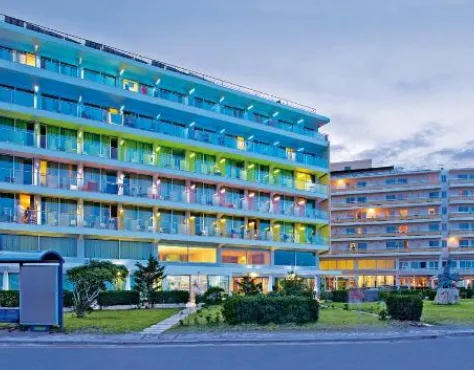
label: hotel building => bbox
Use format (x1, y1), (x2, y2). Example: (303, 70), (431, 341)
(321, 160), (474, 290)
(0, 15), (331, 293)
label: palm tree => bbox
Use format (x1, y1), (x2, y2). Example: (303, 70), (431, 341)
(237, 276), (263, 295)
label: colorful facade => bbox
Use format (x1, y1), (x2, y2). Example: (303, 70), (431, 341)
(0, 15), (331, 293)
(322, 160), (474, 290)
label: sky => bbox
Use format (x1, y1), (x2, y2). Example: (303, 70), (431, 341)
(3, 0), (474, 169)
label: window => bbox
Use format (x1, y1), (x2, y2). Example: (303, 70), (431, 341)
(295, 252), (316, 266)
(429, 223), (439, 231)
(357, 196), (367, 203)
(429, 240), (440, 247)
(274, 250), (295, 265)
(386, 226), (396, 233)
(460, 240), (469, 248)
(158, 245), (216, 263)
(429, 192), (439, 199)
(356, 181), (367, 188)
(346, 227), (356, 235)
(386, 194), (396, 200)
(346, 197), (355, 204)
(459, 206), (469, 213)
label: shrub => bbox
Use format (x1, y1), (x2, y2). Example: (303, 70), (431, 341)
(63, 291), (74, 308)
(320, 291), (333, 301)
(0, 291), (19, 307)
(222, 295), (319, 325)
(150, 290), (189, 304)
(201, 287), (226, 305)
(332, 290), (348, 303)
(97, 291), (140, 307)
(385, 295), (423, 321)
(459, 287), (473, 299)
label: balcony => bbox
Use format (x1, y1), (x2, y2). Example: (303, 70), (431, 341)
(332, 230), (441, 239)
(449, 195), (474, 203)
(0, 166), (329, 225)
(332, 179), (439, 193)
(0, 85), (329, 172)
(0, 41), (329, 146)
(332, 213), (441, 224)
(449, 178), (474, 186)
(0, 122), (328, 197)
(327, 247), (442, 256)
(332, 197), (441, 209)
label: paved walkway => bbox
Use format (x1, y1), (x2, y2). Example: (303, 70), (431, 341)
(2, 325), (474, 346)
(142, 307), (196, 335)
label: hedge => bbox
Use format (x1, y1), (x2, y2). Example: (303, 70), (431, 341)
(460, 287), (473, 299)
(0, 291), (19, 307)
(385, 295), (423, 321)
(64, 291), (74, 307)
(97, 291), (140, 307)
(222, 295), (319, 325)
(150, 290), (189, 304)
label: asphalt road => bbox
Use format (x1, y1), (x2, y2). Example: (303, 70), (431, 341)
(0, 337), (471, 370)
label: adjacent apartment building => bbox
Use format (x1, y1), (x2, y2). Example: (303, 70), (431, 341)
(321, 160), (474, 290)
(0, 15), (331, 293)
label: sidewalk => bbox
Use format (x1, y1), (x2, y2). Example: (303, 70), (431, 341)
(2, 325), (474, 346)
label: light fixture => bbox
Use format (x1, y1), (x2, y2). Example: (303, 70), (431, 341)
(273, 141), (280, 146)
(249, 192), (255, 198)
(78, 96), (83, 103)
(272, 112), (279, 117)
(297, 147), (305, 152)
(297, 118), (304, 124)
(189, 121), (196, 128)
(33, 85), (39, 93)
(219, 128), (226, 134)
(220, 188), (226, 194)
(155, 78), (161, 85)
(219, 158), (226, 163)
(219, 96), (225, 103)
(247, 104), (254, 111)
(274, 196), (281, 201)
(119, 69), (125, 76)
(189, 88), (195, 95)
(120, 105), (125, 112)
(155, 146), (161, 152)
(248, 135), (254, 140)
(34, 44), (39, 52)
(274, 169), (280, 174)
(190, 152), (196, 158)
(156, 114), (161, 120)
(248, 164), (254, 169)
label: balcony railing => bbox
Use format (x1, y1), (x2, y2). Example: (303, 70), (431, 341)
(327, 247), (442, 255)
(449, 195), (474, 201)
(0, 124), (328, 197)
(0, 84), (328, 170)
(0, 32), (329, 144)
(332, 179), (439, 193)
(332, 197), (441, 208)
(332, 230), (441, 239)
(0, 167), (329, 224)
(332, 214), (441, 223)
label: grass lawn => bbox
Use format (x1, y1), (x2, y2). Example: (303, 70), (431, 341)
(422, 300), (474, 325)
(330, 302), (384, 314)
(64, 308), (179, 333)
(172, 305), (386, 332)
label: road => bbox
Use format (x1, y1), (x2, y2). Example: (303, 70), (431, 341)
(0, 337), (471, 370)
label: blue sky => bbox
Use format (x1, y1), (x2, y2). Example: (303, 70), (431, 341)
(3, 0), (474, 168)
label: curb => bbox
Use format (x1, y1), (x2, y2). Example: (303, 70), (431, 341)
(1, 330), (474, 347)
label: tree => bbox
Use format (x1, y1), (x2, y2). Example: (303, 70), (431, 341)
(67, 260), (128, 317)
(133, 256), (166, 308)
(279, 272), (313, 297)
(237, 276), (262, 296)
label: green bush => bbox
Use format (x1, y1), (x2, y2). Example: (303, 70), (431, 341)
(97, 291), (140, 307)
(320, 291), (333, 301)
(332, 290), (348, 302)
(222, 295), (319, 325)
(63, 291), (74, 308)
(201, 287), (226, 305)
(459, 287), (473, 299)
(385, 295), (423, 321)
(150, 290), (189, 304)
(0, 291), (19, 307)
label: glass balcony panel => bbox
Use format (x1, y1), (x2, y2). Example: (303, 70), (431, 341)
(81, 105), (107, 122)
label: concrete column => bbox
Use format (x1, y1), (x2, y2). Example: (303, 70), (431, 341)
(33, 158), (40, 186)
(117, 170), (124, 196)
(77, 199), (84, 227)
(125, 275), (132, 291)
(153, 206), (159, 232)
(34, 122), (41, 148)
(228, 273), (233, 295)
(77, 129), (84, 154)
(2, 271), (9, 291)
(77, 235), (85, 258)
(314, 275), (320, 298)
(216, 246), (222, 264)
(153, 175), (159, 199)
(77, 163), (84, 190)
(34, 195), (41, 225)
(267, 275), (274, 293)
